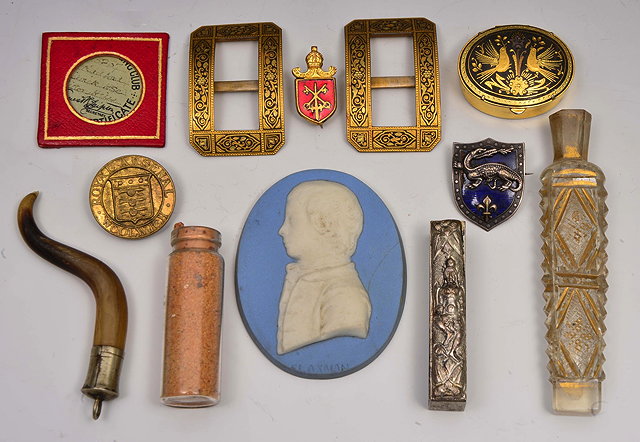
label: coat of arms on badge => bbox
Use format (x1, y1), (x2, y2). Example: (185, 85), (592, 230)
(109, 173), (153, 224)
(292, 46), (337, 126)
(452, 139), (525, 231)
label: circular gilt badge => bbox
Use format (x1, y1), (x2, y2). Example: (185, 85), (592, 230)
(65, 52), (145, 124)
(458, 25), (573, 118)
(236, 169), (406, 379)
(89, 155), (175, 239)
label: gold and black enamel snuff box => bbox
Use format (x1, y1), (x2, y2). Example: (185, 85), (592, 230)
(458, 25), (573, 119)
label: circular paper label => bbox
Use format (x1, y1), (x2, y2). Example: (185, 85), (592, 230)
(65, 53), (144, 124)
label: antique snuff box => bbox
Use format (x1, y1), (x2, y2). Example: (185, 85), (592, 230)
(458, 25), (573, 119)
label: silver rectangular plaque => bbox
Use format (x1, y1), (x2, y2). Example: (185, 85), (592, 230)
(429, 220), (466, 411)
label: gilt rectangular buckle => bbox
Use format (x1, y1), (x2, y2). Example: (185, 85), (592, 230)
(344, 18), (441, 152)
(189, 23), (285, 156)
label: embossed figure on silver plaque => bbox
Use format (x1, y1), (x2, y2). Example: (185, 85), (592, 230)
(429, 220), (466, 411)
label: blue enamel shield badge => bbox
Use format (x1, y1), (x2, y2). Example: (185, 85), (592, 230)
(452, 139), (525, 231)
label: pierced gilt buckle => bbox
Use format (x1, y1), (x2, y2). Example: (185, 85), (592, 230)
(189, 23), (285, 156)
(344, 18), (441, 152)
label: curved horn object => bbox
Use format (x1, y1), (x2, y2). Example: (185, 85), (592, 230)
(17, 192), (128, 420)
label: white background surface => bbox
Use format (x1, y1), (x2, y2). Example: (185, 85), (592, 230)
(1, 0), (639, 440)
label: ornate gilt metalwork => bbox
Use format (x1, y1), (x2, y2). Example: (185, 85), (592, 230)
(292, 46), (337, 126)
(344, 18), (440, 152)
(189, 23), (285, 156)
(429, 220), (466, 411)
(541, 109), (608, 415)
(458, 25), (574, 119)
(453, 139), (525, 231)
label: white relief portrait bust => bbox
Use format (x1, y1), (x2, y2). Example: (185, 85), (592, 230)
(277, 180), (372, 354)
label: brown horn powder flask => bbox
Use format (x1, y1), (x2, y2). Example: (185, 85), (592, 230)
(17, 192), (128, 420)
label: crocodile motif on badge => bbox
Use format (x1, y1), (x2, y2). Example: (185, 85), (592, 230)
(452, 138), (525, 231)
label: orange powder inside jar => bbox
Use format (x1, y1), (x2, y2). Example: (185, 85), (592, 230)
(161, 222), (224, 407)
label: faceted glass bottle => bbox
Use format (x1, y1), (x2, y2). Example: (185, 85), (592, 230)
(540, 109), (608, 415)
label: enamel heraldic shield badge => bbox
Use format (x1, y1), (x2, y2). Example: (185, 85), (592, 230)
(452, 139), (525, 231)
(292, 46), (337, 126)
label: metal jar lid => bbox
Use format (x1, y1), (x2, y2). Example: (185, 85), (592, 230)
(458, 24), (574, 119)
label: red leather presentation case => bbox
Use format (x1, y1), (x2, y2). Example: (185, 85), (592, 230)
(37, 32), (169, 147)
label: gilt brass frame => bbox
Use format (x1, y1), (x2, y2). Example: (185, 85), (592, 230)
(189, 23), (285, 156)
(344, 18), (441, 152)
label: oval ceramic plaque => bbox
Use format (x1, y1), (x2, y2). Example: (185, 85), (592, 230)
(236, 169), (405, 378)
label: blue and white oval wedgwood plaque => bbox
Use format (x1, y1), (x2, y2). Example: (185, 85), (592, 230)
(236, 169), (406, 378)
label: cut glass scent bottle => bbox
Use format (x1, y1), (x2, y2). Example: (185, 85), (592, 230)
(540, 109), (608, 415)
